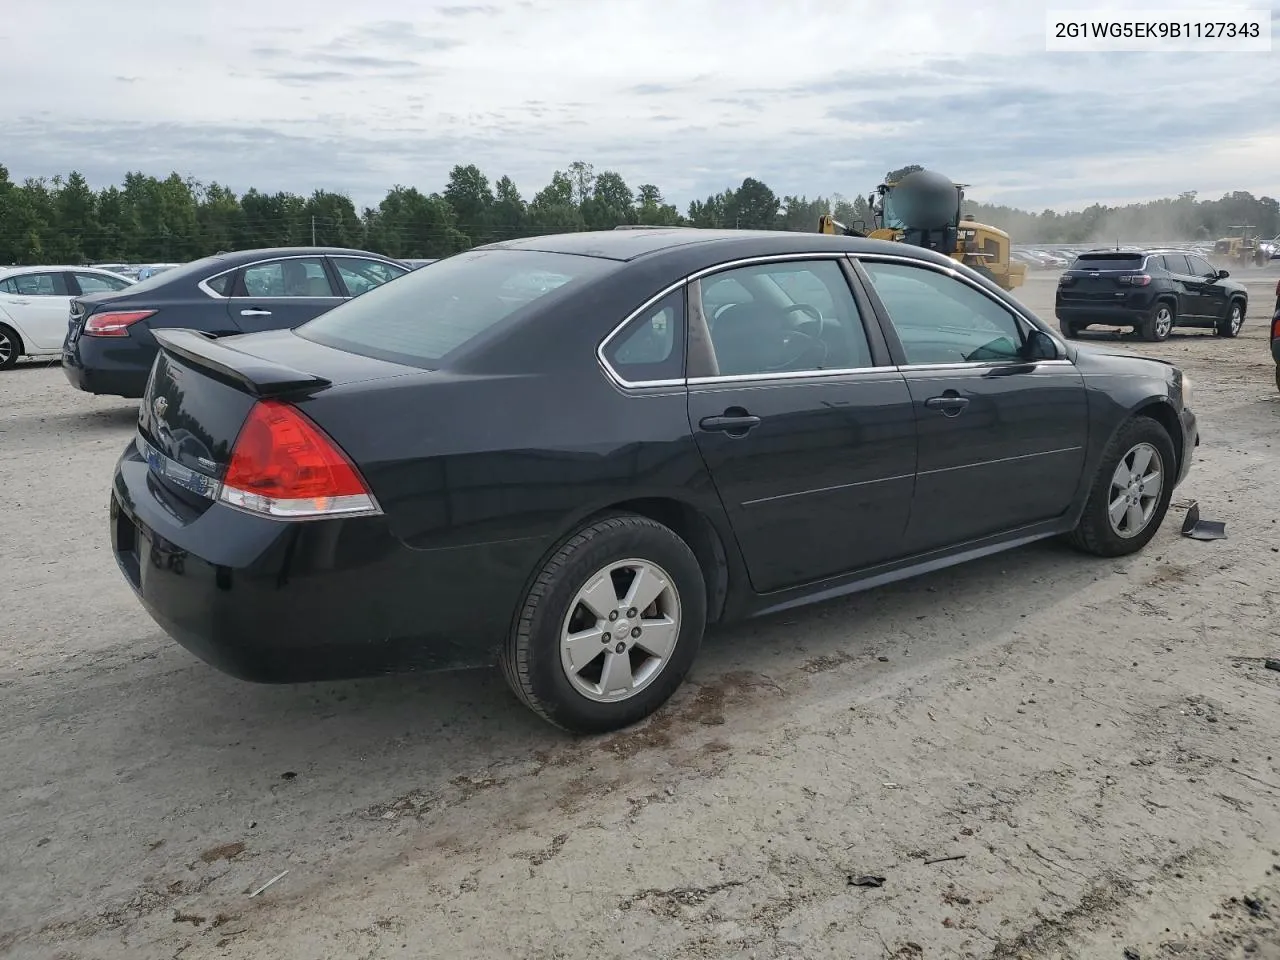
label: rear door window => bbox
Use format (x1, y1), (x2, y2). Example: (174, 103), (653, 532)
(239, 258), (335, 298)
(297, 249), (614, 367)
(1161, 254), (1190, 274)
(74, 272), (132, 293)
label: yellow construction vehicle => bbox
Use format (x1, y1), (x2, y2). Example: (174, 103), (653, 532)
(819, 169), (1026, 291)
(1211, 227), (1269, 268)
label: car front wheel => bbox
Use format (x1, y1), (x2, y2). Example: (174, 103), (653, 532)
(1067, 416), (1177, 557)
(1215, 301), (1245, 338)
(501, 513), (707, 733)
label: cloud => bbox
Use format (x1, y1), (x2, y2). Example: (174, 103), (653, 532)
(437, 4), (500, 15)
(1, 0), (1277, 214)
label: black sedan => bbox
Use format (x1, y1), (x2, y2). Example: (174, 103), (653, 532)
(63, 247), (409, 398)
(109, 229), (1198, 733)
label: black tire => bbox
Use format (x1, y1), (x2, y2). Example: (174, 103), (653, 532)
(1274, 364), (1280, 395)
(1066, 415), (1177, 558)
(1059, 319), (1081, 339)
(500, 513), (707, 734)
(1215, 299), (1245, 338)
(0, 323), (22, 370)
(1140, 301), (1175, 342)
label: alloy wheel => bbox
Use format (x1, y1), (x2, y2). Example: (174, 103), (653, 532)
(1108, 442), (1164, 539)
(1154, 307), (1173, 339)
(0, 332), (12, 366)
(559, 558), (681, 703)
(1230, 304), (1244, 335)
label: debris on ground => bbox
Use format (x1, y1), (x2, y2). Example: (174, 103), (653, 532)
(1181, 502), (1227, 540)
(848, 874), (886, 888)
(247, 870), (290, 899)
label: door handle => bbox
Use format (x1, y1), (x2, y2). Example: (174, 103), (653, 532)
(240, 308), (272, 317)
(924, 394), (969, 417)
(699, 412), (761, 435)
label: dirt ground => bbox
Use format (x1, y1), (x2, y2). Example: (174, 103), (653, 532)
(2, 269), (1278, 960)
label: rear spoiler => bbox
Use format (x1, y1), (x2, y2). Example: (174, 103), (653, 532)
(152, 329), (331, 398)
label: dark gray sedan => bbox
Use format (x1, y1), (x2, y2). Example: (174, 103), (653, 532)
(62, 247), (409, 398)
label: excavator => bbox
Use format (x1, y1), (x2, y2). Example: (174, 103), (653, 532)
(818, 168), (1026, 292)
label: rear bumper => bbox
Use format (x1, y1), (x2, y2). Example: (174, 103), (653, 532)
(1056, 302), (1149, 326)
(110, 440), (544, 682)
(62, 334), (153, 398)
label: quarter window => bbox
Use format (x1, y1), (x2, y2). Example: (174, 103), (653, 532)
(860, 260), (1025, 365)
(0, 272), (69, 296)
(239, 258), (334, 298)
(603, 290), (685, 382)
(694, 260), (873, 377)
(332, 257), (408, 297)
(205, 273), (232, 296)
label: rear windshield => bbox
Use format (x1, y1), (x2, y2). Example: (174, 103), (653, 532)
(296, 249), (613, 368)
(1069, 253), (1146, 271)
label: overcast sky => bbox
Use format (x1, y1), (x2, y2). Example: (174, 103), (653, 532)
(3, 0), (1278, 213)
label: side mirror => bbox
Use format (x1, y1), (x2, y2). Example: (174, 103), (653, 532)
(1215, 269), (1230, 280)
(851, 219), (867, 234)
(1025, 329), (1061, 361)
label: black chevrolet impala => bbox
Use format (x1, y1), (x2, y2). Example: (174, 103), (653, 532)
(110, 229), (1198, 733)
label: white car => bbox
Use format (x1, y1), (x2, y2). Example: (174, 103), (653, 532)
(0, 266), (134, 369)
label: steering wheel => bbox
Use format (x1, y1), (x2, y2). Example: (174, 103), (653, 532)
(781, 302), (824, 336)
(763, 328), (828, 372)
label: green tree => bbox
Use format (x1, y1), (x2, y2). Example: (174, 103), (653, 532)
(442, 164), (494, 245)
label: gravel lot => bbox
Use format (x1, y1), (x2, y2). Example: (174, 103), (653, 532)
(3, 270), (1279, 960)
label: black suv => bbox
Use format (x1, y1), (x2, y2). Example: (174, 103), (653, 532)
(1056, 248), (1248, 342)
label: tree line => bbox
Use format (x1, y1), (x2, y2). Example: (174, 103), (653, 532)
(1, 160), (1276, 266)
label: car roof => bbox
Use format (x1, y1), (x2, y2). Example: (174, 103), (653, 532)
(0, 264), (128, 275)
(481, 228), (951, 267)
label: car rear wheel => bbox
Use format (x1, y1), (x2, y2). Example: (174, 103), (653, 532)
(1215, 301), (1245, 338)
(1059, 319), (1081, 339)
(0, 324), (22, 370)
(1141, 302), (1175, 342)
(501, 513), (707, 734)
(1066, 416), (1176, 558)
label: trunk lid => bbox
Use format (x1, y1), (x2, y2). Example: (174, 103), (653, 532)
(138, 328), (424, 491)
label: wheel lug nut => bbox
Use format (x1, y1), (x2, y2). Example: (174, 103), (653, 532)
(601, 632), (611, 643)
(631, 627), (642, 638)
(608, 611), (619, 621)
(615, 641), (626, 654)
(626, 608), (637, 618)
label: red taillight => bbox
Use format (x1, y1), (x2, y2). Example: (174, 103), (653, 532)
(219, 400), (379, 519)
(83, 309), (156, 337)
(1119, 274), (1151, 286)
(1272, 315), (1280, 340)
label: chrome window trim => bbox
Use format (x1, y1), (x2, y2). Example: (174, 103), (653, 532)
(596, 251), (1073, 391)
(196, 253), (360, 301)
